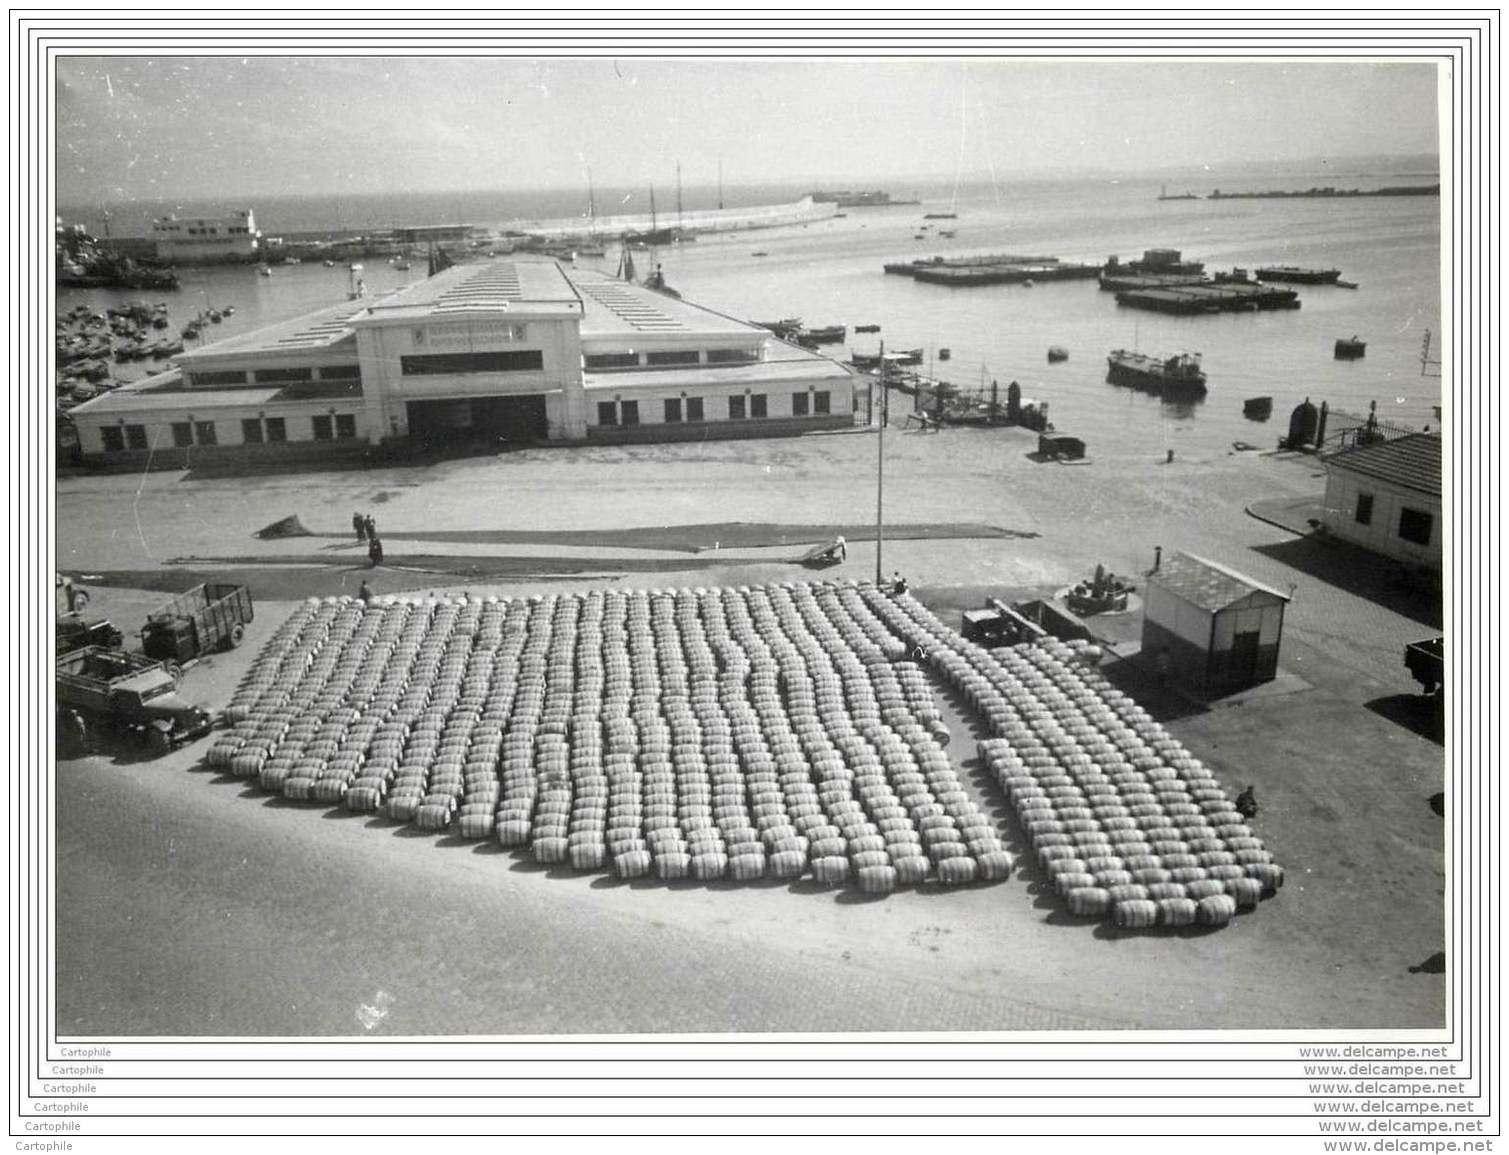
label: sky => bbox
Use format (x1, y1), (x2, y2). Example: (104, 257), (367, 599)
(55, 57), (1442, 204)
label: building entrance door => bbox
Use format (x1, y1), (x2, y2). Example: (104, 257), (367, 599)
(1230, 630), (1261, 686)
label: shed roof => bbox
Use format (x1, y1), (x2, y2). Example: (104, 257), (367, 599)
(1323, 432), (1442, 498)
(1150, 552), (1291, 613)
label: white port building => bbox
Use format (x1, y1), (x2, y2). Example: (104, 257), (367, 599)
(68, 259), (857, 467)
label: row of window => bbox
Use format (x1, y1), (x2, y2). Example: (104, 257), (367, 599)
(399, 351), (545, 377)
(596, 391), (831, 427)
(1354, 492), (1434, 546)
(187, 365), (362, 388)
(98, 414), (358, 452)
(583, 348), (760, 372)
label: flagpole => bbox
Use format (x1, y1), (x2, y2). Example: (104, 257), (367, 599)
(875, 341), (885, 585)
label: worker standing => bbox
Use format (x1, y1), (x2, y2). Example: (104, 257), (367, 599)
(358, 579), (373, 604)
(353, 511), (366, 542)
(368, 536), (383, 568)
(363, 514), (377, 541)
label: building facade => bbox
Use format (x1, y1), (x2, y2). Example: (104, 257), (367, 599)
(1321, 433), (1442, 571)
(69, 260), (856, 467)
(152, 210), (261, 264)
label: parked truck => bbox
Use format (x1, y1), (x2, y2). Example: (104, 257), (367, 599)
(1405, 637), (1445, 696)
(142, 582), (253, 664)
(56, 646), (215, 755)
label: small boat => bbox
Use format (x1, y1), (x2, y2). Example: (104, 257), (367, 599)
(1106, 349), (1208, 398)
(1334, 336), (1367, 360)
(208, 310), (222, 323)
(894, 348), (924, 366)
(1335, 279), (1359, 290)
(392, 260), (412, 271)
(913, 234), (925, 240)
(223, 305), (235, 315)
(258, 264), (272, 277)
(799, 325), (847, 345)
(1047, 346), (1069, 363)
(848, 352), (883, 370)
(938, 348), (951, 361)
(751, 251), (768, 257)
(854, 324), (881, 334)
(923, 212), (958, 220)
(181, 323), (201, 340)
(1242, 396), (1274, 420)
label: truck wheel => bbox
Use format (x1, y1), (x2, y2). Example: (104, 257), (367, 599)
(227, 623), (246, 650)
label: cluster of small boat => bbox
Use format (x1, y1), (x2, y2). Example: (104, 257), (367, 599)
(750, 318), (849, 348)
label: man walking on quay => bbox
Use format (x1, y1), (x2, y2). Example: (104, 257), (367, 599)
(368, 536), (384, 568)
(363, 514), (377, 541)
(353, 511), (366, 542)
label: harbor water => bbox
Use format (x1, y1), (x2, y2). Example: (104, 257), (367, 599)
(59, 176), (1442, 465)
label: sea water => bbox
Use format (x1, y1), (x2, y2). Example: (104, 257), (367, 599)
(57, 176), (1443, 465)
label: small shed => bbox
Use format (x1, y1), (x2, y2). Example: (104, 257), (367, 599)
(1141, 552), (1290, 691)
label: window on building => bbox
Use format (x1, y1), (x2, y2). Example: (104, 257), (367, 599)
(100, 426), (125, 452)
(749, 394), (768, 419)
(264, 417), (286, 442)
(319, 364), (362, 380)
(194, 421), (217, 446)
(1354, 492), (1374, 525)
(706, 348), (759, 365)
(584, 352), (640, 371)
(1398, 507), (1434, 546)
(312, 415), (334, 441)
(597, 401), (618, 426)
(188, 370), (248, 388)
(124, 424), (149, 450)
(335, 414), (357, 439)
(400, 350), (544, 376)
(814, 391), (831, 415)
(620, 400), (640, 426)
(172, 422), (194, 447)
(664, 398), (683, 423)
(646, 350), (700, 367)
(728, 395), (746, 420)
(792, 391), (810, 417)
(253, 367), (314, 384)
(241, 418), (264, 444)
(686, 397), (704, 422)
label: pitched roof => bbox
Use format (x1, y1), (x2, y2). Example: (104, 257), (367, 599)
(1323, 432), (1442, 498)
(1151, 552), (1291, 613)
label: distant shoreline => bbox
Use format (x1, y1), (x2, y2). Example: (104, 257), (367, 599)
(1206, 184), (1440, 200)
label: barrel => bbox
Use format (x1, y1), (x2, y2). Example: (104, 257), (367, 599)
(1244, 863), (1285, 893)
(810, 856), (850, 886)
(533, 836), (569, 865)
(1146, 881), (1189, 901)
(457, 812), (495, 840)
(1066, 886), (1111, 917)
(767, 850), (807, 879)
(654, 851), (691, 880)
(1054, 871), (1098, 896)
(495, 819), (532, 847)
(569, 842), (607, 871)
(689, 852), (729, 881)
(1157, 897), (1198, 927)
(1106, 883), (1151, 905)
(850, 849), (891, 871)
(1227, 877), (1264, 909)
(1112, 898), (1159, 929)
(1196, 894), (1238, 926)
(891, 855), (930, 885)
(385, 794), (422, 822)
(728, 853), (766, 882)
(856, 865), (897, 895)
(614, 848), (653, 878)
(936, 857), (978, 886)
(975, 851), (1015, 881)
(344, 786), (383, 813)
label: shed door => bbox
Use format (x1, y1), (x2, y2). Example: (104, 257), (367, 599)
(1231, 630), (1261, 684)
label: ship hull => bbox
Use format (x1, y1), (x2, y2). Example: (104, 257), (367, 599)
(1106, 355), (1208, 398)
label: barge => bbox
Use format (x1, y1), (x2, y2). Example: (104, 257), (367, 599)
(1334, 336), (1367, 359)
(1114, 282), (1301, 316)
(911, 261), (1100, 287)
(1256, 265), (1343, 284)
(1106, 349), (1208, 398)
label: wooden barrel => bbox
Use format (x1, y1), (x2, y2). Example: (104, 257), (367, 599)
(1196, 893), (1238, 926)
(809, 856), (850, 886)
(975, 851), (1015, 881)
(936, 857), (978, 886)
(654, 851), (691, 880)
(1106, 883), (1151, 905)
(385, 794), (422, 822)
(569, 842), (607, 871)
(809, 837), (848, 859)
(892, 855), (930, 885)
(1055, 871), (1098, 896)
(1205, 864), (1246, 882)
(689, 852), (729, 881)
(1092, 869), (1135, 889)
(495, 818), (532, 847)
(1157, 897), (1199, 927)
(856, 865), (897, 895)
(1170, 866), (1210, 884)
(1235, 848), (1274, 866)
(533, 836), (569, 865)
(344, 786), (383, 813)
(1183, 879), (1227, 901)
(456, 812), (495, 840)
(1112, 898), (1159, 929)
(768, 849), (807, 879)
(614, 848), (653, 878)
(1216, 877), (1259, 910)
(848, 834), (887, 855)
(728, 853), (766, 882)
(1132, 867), (1174, 886)
(1244, 863), (1285, 893)
(1066, 886), (1111, 917)
(850, 849), (891, 871)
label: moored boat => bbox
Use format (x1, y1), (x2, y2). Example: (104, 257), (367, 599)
(1243, 396), (1274, 420)
(1256, 265), (1342, 284)
(854, 324), (881, 333)
(1047, 345), (1069, 363)
(1106, 349), (1208, 398)
(1334, 336), (1366, 359)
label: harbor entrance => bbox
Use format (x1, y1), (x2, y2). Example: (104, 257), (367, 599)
(406, 394), (549, 446)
